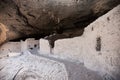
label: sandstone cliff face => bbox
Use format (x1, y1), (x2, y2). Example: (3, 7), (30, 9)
(0, 23), (8, 45)
(0, 0), (120, 45)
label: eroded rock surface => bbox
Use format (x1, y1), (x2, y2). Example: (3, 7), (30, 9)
(0, 51), (68, 80)
(0, 0), (120, 45)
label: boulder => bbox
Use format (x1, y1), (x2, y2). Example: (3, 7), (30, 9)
(0, 51), (68, 80)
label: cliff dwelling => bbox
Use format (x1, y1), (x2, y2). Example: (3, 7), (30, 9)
(0, 0), (120, 80)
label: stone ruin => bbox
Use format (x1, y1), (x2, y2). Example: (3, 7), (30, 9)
(0, 4), (120, 80)
(0, 38), (54, 56)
